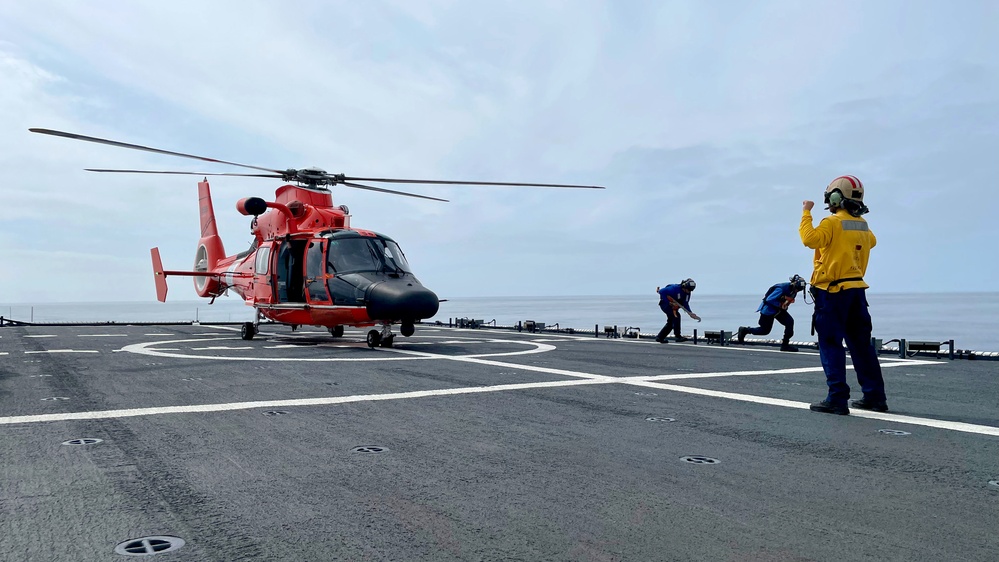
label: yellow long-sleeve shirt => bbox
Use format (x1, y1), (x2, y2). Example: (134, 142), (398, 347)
(799, 209), (877, 292)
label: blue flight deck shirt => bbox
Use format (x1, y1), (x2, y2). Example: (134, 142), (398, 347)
(757, 282), (794, 316)
(658, 284), (691, 314)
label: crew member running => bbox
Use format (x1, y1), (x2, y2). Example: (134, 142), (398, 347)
(655, 279), (699, 343)
(737, 275), (807, 352)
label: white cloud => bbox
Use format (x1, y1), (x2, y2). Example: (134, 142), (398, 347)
(0, 1), (996, 304)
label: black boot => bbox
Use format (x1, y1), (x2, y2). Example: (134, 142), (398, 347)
(737, 327), (748, 344)
(655, 326), (670, 343)
(780, 337), (798, 352)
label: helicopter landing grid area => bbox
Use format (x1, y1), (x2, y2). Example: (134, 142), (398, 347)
(0, 324), (993, 435)
(1, 324), (997, 561)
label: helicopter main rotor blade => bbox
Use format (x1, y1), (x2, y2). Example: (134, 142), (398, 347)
(344, 176), (605, 189)
(86, 169), (283, 178)
(341, 181), (449, 202)
(30, 128), (284, 175)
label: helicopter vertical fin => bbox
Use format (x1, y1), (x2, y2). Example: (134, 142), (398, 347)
(195, 180), (226, 297)
(199, 179), (222, 241)
(151, 247), (169, 302)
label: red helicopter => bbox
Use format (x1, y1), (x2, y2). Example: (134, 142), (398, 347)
(30, 128), (604, 347)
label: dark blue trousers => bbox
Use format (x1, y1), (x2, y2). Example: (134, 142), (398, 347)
(748, 310), (793, 340)
(812, 288), (886, 405)
(656, 301), (682, 341)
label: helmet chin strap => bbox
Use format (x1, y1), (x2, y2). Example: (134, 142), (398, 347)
(824, 200), (869, 216)
(842, 199), (869, 217)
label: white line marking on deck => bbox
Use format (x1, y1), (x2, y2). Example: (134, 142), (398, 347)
(24, 335), (57, 338)
(2, 364), (995, 436)
(23, 350), (100, 354)
(0, 379), (608, 425)
(5, 332), (990, 437)
(530, 338), (593, 342)
(624, 379), (999, 436)
(77, 334), (128, 337)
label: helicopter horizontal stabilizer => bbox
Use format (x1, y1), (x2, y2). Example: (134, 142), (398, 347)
(151, 247), (228, 302)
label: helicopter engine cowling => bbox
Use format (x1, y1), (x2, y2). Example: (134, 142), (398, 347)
(365, 279), (440, 323)
(237, 197), (268, 216)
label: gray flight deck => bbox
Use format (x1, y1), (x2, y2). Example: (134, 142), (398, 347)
(1, 323), (996, 561)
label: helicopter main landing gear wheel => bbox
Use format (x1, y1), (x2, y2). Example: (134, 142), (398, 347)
(241, 322), (256, 340)
(366, 330), (381, 348)
(329, 325), (344, 338)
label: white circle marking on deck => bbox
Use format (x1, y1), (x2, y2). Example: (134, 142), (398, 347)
(120, 336), (555, 361)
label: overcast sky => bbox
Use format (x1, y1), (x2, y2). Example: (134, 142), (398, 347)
(1, 1), (996, 304)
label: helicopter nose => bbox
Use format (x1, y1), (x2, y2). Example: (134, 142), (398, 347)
(366, 279), (440, 321)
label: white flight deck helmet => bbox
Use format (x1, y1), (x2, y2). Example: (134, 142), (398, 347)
(824, 175), (869, 216)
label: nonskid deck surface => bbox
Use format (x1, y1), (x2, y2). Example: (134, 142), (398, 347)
(2, 324), (997, 561)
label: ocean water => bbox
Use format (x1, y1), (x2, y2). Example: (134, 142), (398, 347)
(2, 293), (998, 352)
(437, 293), (999, 352)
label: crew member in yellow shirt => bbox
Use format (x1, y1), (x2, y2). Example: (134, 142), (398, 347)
(800, 175), (887, 415)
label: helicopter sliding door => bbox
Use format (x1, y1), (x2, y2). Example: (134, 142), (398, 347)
(274, 239), (308, 303)
(305, 238), (331, 304)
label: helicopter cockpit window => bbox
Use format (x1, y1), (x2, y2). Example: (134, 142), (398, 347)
(326, 236), (413, 274)
(327, 238), (381, 274)
(382, 240), (412, 273)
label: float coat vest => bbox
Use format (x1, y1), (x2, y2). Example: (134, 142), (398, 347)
(799, 209), (877, 292)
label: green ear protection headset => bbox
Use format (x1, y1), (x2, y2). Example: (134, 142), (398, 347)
(825, 190), (843, 206)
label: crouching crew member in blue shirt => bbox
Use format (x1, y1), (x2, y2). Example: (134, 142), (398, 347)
(737, 275), (807, 352)
(800, 175), (888, 415)
(655, 279), (700, 343)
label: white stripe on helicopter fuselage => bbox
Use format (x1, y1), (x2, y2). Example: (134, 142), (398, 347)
(224, 256), (248, 287)
(255, 304), (367, 311)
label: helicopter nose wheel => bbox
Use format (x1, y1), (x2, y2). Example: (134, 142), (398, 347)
(241, 322), (256, 340)
(329, 325), (344, 338)
(367, 324), (396, 348)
